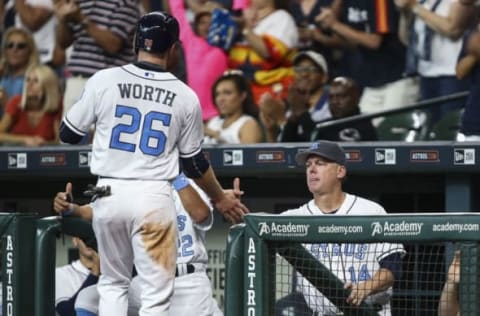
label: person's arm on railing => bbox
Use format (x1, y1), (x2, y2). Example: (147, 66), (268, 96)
(438, 251), (461, 316)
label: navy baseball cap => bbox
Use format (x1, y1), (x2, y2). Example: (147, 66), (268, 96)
(295, 141), (346, 165)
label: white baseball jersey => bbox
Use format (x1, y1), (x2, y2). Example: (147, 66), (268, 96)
(282, 194), (406, 316)
(63, 63), (204, 180)
(62, 62), (205, 315)
(173, 180), (212, 266)
(55, 260), (91, 307)
(74, 180), (223, 316)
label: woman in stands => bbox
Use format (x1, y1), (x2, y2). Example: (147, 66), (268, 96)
(0, 27), (40, 113)
(0, 64), (61, 146)
(204, 71), (263, 144)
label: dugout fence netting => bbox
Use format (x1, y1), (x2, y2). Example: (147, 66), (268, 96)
(225, 213), (480, 316)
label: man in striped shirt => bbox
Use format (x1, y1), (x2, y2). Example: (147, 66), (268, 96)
(54, 0), (140, 116)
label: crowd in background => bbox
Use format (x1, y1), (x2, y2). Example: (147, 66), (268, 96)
(0, 0), (478, 147)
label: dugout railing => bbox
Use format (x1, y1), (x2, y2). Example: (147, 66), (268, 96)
(34, 216), (95, 316)
(0, 214), (95, 316)
(225, 213), (480, 316)
(0, 213), (38, 316)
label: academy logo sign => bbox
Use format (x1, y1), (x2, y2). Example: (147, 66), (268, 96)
(371, 221), (423, 237)
(258, 222), (310, 237)
(258, 222), (270, 235)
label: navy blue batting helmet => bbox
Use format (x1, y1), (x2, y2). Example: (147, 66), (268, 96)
(134, 11), (180, 54)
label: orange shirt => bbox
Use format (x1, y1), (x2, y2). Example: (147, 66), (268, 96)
(5, 95), (62, 141)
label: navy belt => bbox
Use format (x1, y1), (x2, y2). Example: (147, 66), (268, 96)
(175, 264), (195, 277)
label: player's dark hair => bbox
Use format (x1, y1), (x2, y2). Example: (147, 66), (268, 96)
(212, 71), (258, 119)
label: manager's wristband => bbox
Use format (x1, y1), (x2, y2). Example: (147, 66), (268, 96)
(172, 173), (190, 191)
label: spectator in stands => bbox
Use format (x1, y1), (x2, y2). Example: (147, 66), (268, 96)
(1, 1), (16, 35)
(14, 0), (66, 72)
(204, 70), (263, 144)
(456, 23), (480, 141)
(311, 77), (377, 141)
(395, 0), (469, 124)
(55, 236), (100, 316)
(438, 250), (460, 316)
(53, 0), (139, 116)
(0, 64), (61, 146)
(289, 0), (342, 76)
(166, 0), (228, 121)
(228, 0), (299, 104)
(314, 0), (419, 119)
(281, 140), (405, 315)
(259, 50), (330, 142)
(0, 27), (39, 111)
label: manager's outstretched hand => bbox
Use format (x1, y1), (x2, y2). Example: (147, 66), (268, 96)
(215, 191), (249, 224)
(53, 182), (74, 215)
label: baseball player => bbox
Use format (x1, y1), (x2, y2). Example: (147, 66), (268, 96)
(53, 174), (224, 316)
(59, 11), (248, 315)
(281, 141), (405, 315)
(55, 237), (100, 316)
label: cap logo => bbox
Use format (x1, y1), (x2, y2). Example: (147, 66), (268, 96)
(310, 143), (320, 150)
(144, 38), (153, 51)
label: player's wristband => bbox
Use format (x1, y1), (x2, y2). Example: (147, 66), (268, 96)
(62, 193), (74, 216)
(62, 207), (74, 217)
(172, 173), (190, 191)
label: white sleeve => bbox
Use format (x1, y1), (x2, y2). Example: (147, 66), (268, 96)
(178, 96), (204, 157)
(190, 179), (214, 231)
(63, 77), (98, 135)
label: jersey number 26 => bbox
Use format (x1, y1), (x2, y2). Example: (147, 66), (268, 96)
(109, 105), (172, 156)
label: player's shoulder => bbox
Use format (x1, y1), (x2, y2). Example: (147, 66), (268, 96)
(86, 66), (125, 85)
(281, 201), (311, 216)
(55, 259), (90, 278)
(346, 193), (386, 215)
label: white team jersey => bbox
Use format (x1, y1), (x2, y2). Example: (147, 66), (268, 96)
(282, 194), (406, 316)
(63, 64), (204, 180)
(55, 260), (91, 306)
(173, 180), (213, 265)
